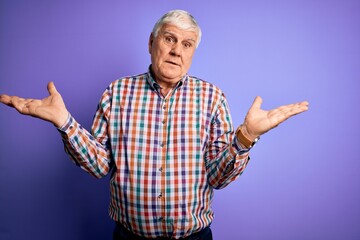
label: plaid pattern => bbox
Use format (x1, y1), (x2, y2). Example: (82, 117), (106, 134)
(59, 70), (250, 239)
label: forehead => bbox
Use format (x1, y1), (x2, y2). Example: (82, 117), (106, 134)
(159, 24), (198, 42)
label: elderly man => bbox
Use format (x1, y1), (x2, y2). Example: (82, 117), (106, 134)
(0, 10), (308, 240)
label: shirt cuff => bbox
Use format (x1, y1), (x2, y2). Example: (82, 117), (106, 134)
(56, 113), (77, 137)
(221, 135), (251, 175)
(232, 134), (251, 154)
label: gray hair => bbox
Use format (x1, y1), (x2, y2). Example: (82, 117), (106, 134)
(152, 10), (202, 48)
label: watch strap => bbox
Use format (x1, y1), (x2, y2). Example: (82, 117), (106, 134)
(236, 126), (259, 149)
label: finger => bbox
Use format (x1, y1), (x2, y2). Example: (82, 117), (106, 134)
(274, 101), (309, 113)
(269, 105), (308, 124)
(292, 101), (309, 109)
(249, 96), (263, 111)
(0, 94), (12, 105)
(10, 96), (26, 112)
(298, 100), (309, 105)
(47, 81), (58, 95)
(299, 101), (309, 109)
(289, 105), (309, 116)
(287, 102), (309, 115)
(10, 96), (22, 105)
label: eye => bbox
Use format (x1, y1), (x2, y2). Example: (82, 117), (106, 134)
(183, 41), (193, 49)
(164, 36), (176, 44)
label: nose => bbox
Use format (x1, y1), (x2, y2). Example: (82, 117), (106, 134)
(170, 42), (182, 56)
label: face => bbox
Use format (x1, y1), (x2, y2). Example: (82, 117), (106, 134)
(148, 23), (198, 88)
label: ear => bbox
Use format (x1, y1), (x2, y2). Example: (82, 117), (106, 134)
(148, 33), (154, 54)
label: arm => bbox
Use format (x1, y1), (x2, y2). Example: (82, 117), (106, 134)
(58, 115), (112, 178)
(205, 95), (250, 189)
(57, 85), (114, 178)
(0, 82), (113, 178)
(205, 95), (309, 189)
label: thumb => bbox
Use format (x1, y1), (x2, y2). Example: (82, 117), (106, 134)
(249, 96), (263, 112)
(47, 81), (58, 95)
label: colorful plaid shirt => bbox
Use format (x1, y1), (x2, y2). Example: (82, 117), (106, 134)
(58, 69), (250, 239)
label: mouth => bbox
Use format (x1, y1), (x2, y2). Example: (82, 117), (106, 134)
(165, 60), (180, 66)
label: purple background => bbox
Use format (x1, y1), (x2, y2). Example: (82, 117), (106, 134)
(1, 0), (359, 239)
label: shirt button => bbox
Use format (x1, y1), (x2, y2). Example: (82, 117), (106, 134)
(162, 120), (165, 124)
(159, 167), (163, 172)
(160, 142), (165, 147)
(158, 192), (162, 199)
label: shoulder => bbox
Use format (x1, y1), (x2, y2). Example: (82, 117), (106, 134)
(110, 72), (148, 90)
(98, 72), (147, 101)
(187, 75), (225, 99)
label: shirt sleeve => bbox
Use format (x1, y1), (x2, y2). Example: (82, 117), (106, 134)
(205, 93), (251, 189)
(57, 86), (113, 179)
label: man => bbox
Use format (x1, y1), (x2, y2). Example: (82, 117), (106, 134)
(0, 10), (308, 240)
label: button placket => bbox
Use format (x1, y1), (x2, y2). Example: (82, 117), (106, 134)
(160, 98), (169, 224)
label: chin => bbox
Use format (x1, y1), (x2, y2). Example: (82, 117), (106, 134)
(161, 71), (182, 80)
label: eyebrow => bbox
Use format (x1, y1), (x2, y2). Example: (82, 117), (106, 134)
(162, 30), (197, 44)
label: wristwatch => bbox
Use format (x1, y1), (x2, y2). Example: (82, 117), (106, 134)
(236, 126), (260, 149)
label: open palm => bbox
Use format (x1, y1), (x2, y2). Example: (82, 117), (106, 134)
(243, 96), (309, 139)
(0, 82), (68, 127)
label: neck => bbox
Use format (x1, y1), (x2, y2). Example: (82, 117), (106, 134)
(160, 87), (172, 97)
(149, 66), (181, 89)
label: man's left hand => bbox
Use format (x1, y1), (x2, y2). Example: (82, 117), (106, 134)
(241, 96), (309, 141)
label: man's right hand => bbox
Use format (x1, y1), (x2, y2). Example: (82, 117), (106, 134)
(0, 82), (69, 127)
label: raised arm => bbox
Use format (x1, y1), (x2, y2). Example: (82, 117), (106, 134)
(0, 82), (69, 127)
